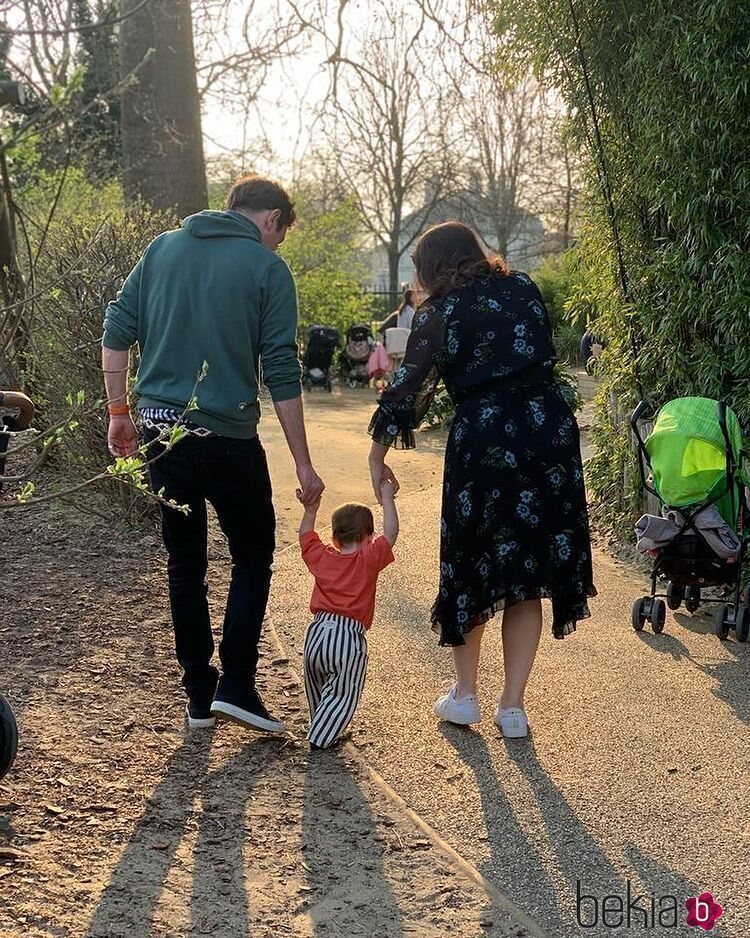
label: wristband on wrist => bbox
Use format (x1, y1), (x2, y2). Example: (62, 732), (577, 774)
(108, 403), (130, 417)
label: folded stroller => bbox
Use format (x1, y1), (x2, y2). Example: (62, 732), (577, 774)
(340, 324), (374, 388)
(302, 325), (339, 393)
(631, 397), (749, 641)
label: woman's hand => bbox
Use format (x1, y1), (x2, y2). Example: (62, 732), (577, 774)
(369, 441), (399, 504)
(370, 462), (400, 504)
(369, 460), (399, 504)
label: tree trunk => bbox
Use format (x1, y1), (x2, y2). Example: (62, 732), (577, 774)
(120, 0), (207, 216)
(387, 244), (402, 296)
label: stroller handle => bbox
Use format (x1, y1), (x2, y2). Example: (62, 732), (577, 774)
(716, 401), (734, 468)
(717, 400), (728, 438)
(630, 399), (659, 498)
(630, 399), (650, 429)
(716, 397), (736, 477)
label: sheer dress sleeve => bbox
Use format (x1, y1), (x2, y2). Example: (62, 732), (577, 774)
(368, 302), (447, 449)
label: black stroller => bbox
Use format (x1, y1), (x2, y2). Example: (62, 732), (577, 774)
(302, 325), (339, 393)
(0, 390), (34, 779)
(340, 324), (374, 388)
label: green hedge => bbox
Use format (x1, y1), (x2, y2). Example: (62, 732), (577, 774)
(488, 0), (750, 537)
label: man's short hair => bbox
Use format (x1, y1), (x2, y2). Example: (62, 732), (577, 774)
(227, 175), (296, 227)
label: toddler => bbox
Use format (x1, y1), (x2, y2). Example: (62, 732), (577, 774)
(299, 481), (398, 749)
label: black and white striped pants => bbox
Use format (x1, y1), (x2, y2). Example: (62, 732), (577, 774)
(303, 612), (368, 748)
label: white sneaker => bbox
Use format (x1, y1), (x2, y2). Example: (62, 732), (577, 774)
(434, 685), (481, 725)
(493, 704), (528, 738)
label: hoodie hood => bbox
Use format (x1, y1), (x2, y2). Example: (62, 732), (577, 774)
(182, 210), (262, 241)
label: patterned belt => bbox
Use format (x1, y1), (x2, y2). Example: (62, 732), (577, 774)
(139, 407), (215, 437)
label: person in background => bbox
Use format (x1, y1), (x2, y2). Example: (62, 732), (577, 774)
(102, 174), (324, 734)
(396, 288), (417, 331)
(377, 287), (417, 336)
(580, 326), (605, 372)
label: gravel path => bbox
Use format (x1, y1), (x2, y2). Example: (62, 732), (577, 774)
(4, 379), (747, 937)
(268, 386), (750, 938)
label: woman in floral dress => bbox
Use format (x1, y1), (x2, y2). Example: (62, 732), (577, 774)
(368, 222), (595, 738)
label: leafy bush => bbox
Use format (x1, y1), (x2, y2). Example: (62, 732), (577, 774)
(280, 193), (370, 344)
(14, 157), (177, 517)
(490, 0), (750, 536)
(532, 250), (602, 365)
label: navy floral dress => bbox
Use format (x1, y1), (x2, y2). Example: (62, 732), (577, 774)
(369, 272), (596, 646)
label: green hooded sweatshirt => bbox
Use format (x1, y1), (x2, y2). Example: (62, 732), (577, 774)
(102, 210), (301, 439)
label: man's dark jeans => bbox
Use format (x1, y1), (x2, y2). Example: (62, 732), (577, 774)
(145, 429), (275, 705)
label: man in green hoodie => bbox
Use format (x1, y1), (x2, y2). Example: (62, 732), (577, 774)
(102, 175), (324, 734)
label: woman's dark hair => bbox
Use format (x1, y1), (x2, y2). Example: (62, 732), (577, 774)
(412, 221), (509, 298)
(398, 288), (416, 313)
(227, 174), (296, 228)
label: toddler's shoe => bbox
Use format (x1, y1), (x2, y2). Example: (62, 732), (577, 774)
(493, 704), (528, 738)
(434, 685), (481, 725)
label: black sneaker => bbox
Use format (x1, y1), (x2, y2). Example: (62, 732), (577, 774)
(210, 682), (286, 734)
(185, 700), (216, 729)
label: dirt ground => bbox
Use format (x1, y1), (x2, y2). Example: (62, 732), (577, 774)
(0, 386), (538, 938)
(259, 386), (448, 549)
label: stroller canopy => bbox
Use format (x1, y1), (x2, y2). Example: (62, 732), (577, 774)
(645, 397), (745, 521)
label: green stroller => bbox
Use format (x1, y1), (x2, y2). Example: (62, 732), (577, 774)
(631, 397), (749, 641)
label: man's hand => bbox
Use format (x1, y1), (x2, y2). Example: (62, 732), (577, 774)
(296, 463), (325, 506)
(108, 415), (138, 457)
(298, 491), (322, 534)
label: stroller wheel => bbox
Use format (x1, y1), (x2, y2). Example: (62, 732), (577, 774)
(0, 693), (18, 780)
(743, 585), (750, 607)
(632, 597), (648, 631)
(714, 604), (731, 640)
(735, 605), (750, 643)
(650, 599), (666, 633)
(684, 585), (701, 613)
(666, 582), (684, 611)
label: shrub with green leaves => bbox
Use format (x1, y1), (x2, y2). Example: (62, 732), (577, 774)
(11, 153), (177, 517)
(487, 0), (750, 536)
(280, 193), (370, 344)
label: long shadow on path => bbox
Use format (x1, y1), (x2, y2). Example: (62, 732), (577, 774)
(84, 734), (214, 938)
(440, 726), (705, 938)
(639, 615), (750, 725)
(438, 725), (561, 931)
(302, 748), (405, 938)
(85, 734), (289, 938)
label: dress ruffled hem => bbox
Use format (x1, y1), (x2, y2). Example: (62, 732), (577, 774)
(431, 584), (597, 646)
(368, 403), (416, 450)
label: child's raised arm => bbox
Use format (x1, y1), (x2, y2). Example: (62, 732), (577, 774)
(299, 493), (322, 536)
(380, 480), (399, 547)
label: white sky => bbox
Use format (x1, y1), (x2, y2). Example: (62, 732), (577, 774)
(199, 2), (342, 179)
(198, 0), (476, 181)
(201, 45), (330, 179)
